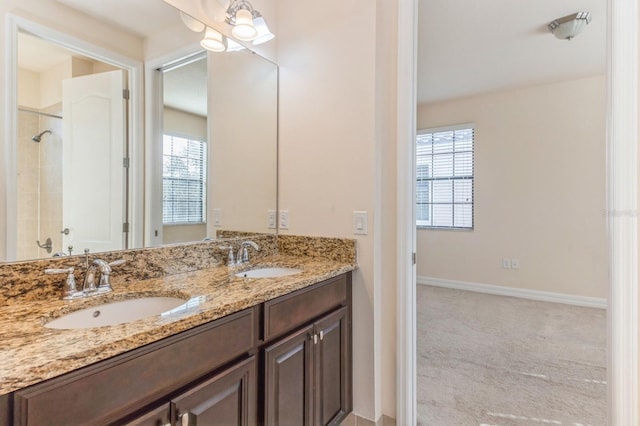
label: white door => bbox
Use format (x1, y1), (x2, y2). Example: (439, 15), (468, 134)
(62, 70), (126, 255)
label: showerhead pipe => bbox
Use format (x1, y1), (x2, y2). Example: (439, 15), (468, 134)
(32, 130), (52, 142)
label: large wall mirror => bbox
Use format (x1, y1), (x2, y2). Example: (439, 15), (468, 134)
(3, 1), (278, 262)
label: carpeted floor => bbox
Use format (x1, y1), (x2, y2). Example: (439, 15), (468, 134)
(417, 285), (606, 426)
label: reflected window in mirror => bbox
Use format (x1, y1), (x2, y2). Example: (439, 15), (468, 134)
(162, 134), (207, 225)
(160, 54), (209, 244)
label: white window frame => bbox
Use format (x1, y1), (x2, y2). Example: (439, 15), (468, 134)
(416, 123), (474, 230)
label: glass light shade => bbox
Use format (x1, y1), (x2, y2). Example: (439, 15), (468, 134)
(179, 12), (205, 33)
(549, 12), (591, 40)
(232, 8), (257, 41)
(551, 20), (587, 40)
(200, 27), (227, 52)
(252, 16), (274, 45)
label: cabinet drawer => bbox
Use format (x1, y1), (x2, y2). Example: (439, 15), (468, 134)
(14, 308), (256, 426)
(264, 274), (347, 341)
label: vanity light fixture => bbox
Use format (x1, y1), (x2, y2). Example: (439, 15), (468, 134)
(232, 8), (257, 40)
(225, 0), (274, 43)
(252, 14), (274, 45)
(179, 11), (205, 33)
(548, 12), (592, 40)
(200, 27), (227, 52)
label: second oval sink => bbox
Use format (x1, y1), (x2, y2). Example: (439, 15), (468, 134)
(45, 297), (188, 330)
(235, 267), (302, 279)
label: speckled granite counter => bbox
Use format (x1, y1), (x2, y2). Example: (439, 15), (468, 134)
(0, 235), (357, 395)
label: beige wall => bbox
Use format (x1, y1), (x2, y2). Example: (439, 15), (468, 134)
(376, 0), (398, 418)
(208, 51), (277, 235)
(163, 107), (207, 140)
(17, 68), (39, 108)
(277, 0), (398, 421)
(163, 223), (206, 244)
(417, 75), (608, 299)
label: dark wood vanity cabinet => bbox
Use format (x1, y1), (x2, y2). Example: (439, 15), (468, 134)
(7, 272), (352, 426)
(125, 357), (257, 426)
(265, 307), (350, 426)
(173, 356), (257, 426)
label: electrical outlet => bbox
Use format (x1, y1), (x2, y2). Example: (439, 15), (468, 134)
(213, 208), (222, 227)
(511, 259), (520, 269)
(268, 210), (276, 229)
(502, 258), (511, 269)
(279, 210), (289, 229)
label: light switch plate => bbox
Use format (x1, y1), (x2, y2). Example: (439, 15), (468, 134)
(213, 208), (222, 227)
(279, 210), (289, 229)
(268, 210), (276, 229)
(353, 211), (368, 235)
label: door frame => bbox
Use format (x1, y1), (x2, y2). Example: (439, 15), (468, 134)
(3, 13), (144, 260)
(395, 0), (639, 424)
(143, 43), (206, 247)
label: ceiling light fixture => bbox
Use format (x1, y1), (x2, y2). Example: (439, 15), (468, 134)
(225, 0), (274, 43)
(200, 27), (227, 52)
(548, 12), (592, 40)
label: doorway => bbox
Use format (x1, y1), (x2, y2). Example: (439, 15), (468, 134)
(395, 0), (639, 424)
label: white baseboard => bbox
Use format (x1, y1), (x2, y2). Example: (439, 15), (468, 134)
(418, 276), (607, 309)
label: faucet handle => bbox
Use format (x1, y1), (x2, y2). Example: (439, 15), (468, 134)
(239, 240), (260, 263)
(44, 267), (73, 275)
(109, 259), (126, 267)
(218, 245), (235, 266)
(45, 267), (80, 299)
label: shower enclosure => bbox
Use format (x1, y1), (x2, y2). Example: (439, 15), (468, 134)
(16, 106), (63, 260)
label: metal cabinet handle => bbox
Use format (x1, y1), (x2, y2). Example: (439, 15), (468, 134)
(179, 411), (191, 426)
(60, 228), (70, 235)
(313, 333), (318, 344)
(319, 330), (324, 341)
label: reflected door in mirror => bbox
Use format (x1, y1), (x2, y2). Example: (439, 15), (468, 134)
(62, 70), (127, 254)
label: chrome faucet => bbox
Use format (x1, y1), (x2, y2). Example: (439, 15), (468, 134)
(237, 240), (260, 264)
(44, 267), (81, 299)
(90, 259), (126, 293)
(219, 240), (260, 267)
(44, 258), (125, 299)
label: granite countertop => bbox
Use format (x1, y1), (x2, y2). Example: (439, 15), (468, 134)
(0, 255), (356, 395)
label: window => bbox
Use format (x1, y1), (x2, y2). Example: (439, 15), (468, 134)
(162, 134), (207, 224)
(416, 125), (474, 229)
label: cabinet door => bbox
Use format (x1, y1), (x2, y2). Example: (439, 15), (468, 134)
(173, 356), (256, 426)
(314, 307), (351, 426)
(264, 325), (314, 426)
(122, 404), (171, 426)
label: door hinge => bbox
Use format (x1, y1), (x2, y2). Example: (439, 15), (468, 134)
(123, 157), (130, 168)
(122, 222), (130, 233)
(122, 89), (130, 100)
(412, 252), (416, 265)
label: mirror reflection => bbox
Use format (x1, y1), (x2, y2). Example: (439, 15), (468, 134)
(8, 5), (278, 262)
(17, 32), (127, 260)
(160, 54), (209, 244)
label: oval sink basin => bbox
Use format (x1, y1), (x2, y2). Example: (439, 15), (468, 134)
(45, 297), (187, 329)
(235, 267), (303, 279)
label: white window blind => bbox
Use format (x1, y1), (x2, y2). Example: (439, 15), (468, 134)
(162, 134), (207, 224)
(416, 125), (474, 229)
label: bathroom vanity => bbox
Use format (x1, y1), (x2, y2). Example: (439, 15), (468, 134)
(0, 236), (356, 426)
(9, 273), (351, 425)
